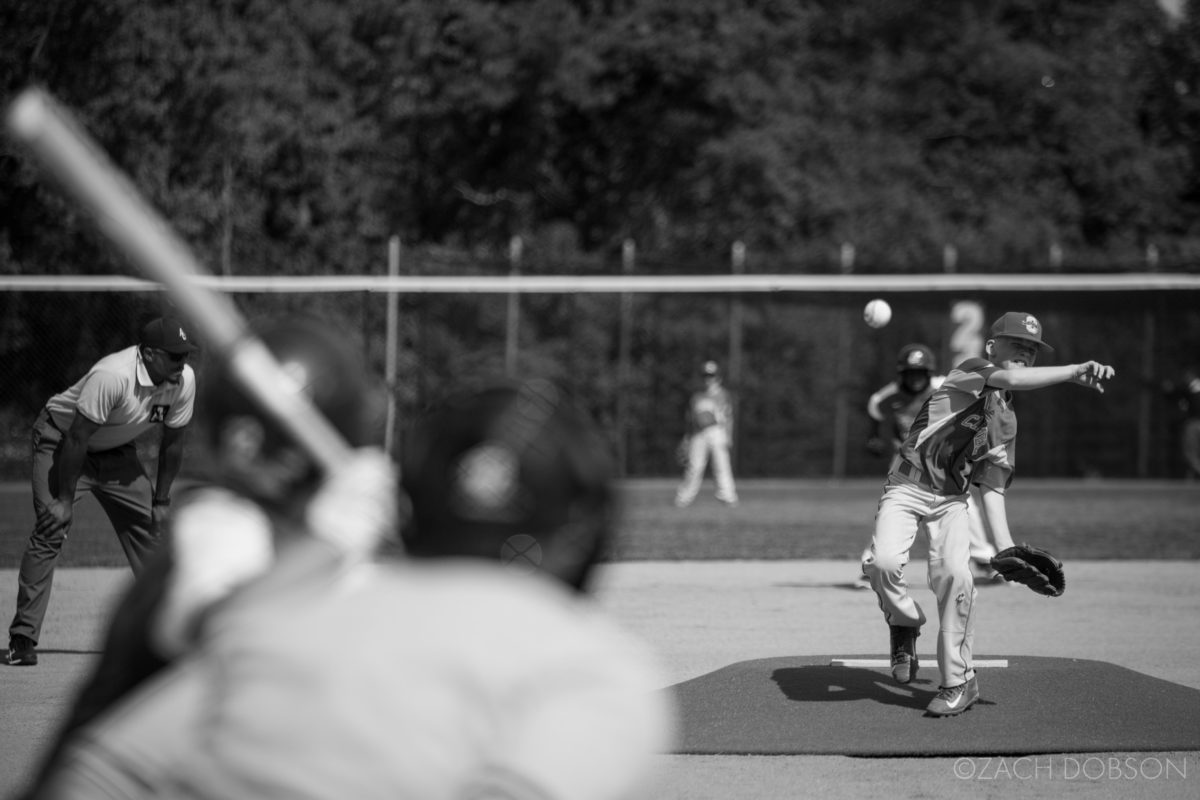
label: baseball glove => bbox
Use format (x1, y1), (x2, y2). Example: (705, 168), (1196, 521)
(990, 543), (1065, 597)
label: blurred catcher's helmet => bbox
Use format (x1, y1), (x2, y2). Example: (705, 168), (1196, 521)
(399, 380), (615, 592)
(199, 316), (384, 506)
(896, 344), (936, 373)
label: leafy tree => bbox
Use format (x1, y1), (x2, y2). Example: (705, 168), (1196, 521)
(2, 0), (1199, 477)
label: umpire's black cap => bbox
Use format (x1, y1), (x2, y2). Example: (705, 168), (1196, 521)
(140, 316), (200, 354)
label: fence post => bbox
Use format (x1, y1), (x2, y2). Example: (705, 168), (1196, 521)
(839, 242), (855, 273)
(384, 235), (401, 456)
(1049, 242), (1064, 270)
(943, 243), (958, 273)
(616, 239), (635, 476)
(221, 156), (234, 276)
(729, 241), (745, 473)
(505, 235), (522, 376)
(1137, 309), (1155, 477)
(832, 243), (854, 480)
(1137, 245), (1159, 476)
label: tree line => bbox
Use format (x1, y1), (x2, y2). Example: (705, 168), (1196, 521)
(4, 0), (1199, 276)
(1, 0), (1197, 477)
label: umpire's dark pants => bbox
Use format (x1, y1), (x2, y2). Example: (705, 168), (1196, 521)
(8, 409), (160, 645)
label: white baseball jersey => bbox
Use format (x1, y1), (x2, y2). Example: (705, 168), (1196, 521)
(41, 558), (676, 800)
(45, 346), (195, 451)
(151, 488), (276, 658)
(687, 385), (732, 433)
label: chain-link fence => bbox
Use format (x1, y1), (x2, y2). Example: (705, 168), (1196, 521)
(1, 283), (1196, 483)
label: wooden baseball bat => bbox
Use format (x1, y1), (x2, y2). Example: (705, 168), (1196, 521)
(5, 86), (351, 472)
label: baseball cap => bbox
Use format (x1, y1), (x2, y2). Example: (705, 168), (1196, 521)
(140, 316), (200, 354)
(990, 312), (1054, 353)
(703, 360), (719, 376)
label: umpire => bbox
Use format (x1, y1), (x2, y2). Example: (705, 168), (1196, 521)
(5, 316), (198, 667)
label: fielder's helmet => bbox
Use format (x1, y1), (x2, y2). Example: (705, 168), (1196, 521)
(896, 344), (936, 373)
(198, 316), (384, 506)
(399, 379), (615, 592)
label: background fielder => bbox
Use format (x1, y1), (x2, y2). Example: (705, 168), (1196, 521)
(1161, 368), (1200, 479)
(675, 360), (738, 507)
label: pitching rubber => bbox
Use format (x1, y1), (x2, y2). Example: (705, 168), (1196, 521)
(830, 658), (1009, 668)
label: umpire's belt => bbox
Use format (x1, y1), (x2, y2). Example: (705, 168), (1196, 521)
(893, 459), (934, 489)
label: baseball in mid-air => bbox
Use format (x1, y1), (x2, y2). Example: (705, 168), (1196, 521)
(863, 298), (892, 329)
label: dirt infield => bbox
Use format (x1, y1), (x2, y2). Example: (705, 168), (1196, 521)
(2, 559), (1198, 799)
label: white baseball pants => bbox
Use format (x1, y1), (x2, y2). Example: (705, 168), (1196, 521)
(675, 426), (737, 506)
(862, 478), (977, 688)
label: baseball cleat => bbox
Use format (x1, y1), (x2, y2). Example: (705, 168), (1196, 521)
(925, 676), (980, 717)
(888, 624), (919, 684)
(6, 634), (38, 666)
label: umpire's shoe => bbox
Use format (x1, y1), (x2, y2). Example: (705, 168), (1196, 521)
(925, 676), (980, 717)
(888, 624), (919, 684)
(6, 634), (37, 666)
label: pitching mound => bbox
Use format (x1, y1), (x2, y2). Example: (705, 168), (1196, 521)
(669, 655), (1200, 756)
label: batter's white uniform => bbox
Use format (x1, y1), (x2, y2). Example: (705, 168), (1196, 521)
(18, 452), (399, 797)
(36, 550), (675, 800)
(862, 356), (1016, 689)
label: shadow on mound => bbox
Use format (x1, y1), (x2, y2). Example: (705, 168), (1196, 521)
(667, 655), (1200, 756)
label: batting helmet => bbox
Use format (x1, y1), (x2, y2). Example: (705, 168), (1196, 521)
(198, 316), (385, 507)
(398, 379), (615, 592)
(896, 344), (936, 373)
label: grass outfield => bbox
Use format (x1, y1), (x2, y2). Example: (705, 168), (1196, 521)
(2, 477), (1198, 567)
